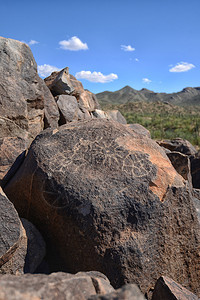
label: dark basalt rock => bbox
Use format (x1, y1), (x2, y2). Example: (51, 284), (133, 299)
(152, 276), (199, 300)
(167, 151), (192, 185)
(157, 138), (197, 156)
(0, 188), (27, 274)
(56, 95), (79, 125)
(190, 155), (200, 189)
(0, 36), (59, 136)
(44, 67), (75, 97)
(21, 218), (46, 273)
(0, 36), (59, 180)
(4, 119), (200, 296)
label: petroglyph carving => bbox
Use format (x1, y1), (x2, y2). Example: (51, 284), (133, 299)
(42, 137), (157, 208)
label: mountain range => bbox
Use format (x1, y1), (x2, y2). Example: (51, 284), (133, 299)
(96, 85), (200, 106)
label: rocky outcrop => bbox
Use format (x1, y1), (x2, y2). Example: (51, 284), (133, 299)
(4, 119), (200, 296)
(0, 36), (59, 180)
(0, 188), (27, 274)
(0, 271), (115, 300)
(152, 276), (199, 300)
(0, 36), (59, 136)
(157, 138), (197, 156)
(44, 68), (100, 118)
(44, 67), (130, 127)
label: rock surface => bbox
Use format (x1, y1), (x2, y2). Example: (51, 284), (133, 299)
(126, 123), (151, 138)
(88, 284), (145, 300)
(78, 91), (100, 112)
(44, 67), (75, 96)
(92, 109), (107, 119)
(56, 95), (79, 124)
(0, 188), (27, 274)
(190, 156), (200, 189)
(105, 110), (127, 124)
(44, 67), (101, 123)
(92, 109), (127, 125)
(4, 119), (200, 295)
(157, 138), (197, 156)
(167, 152), (192, 184)
(152, 276), (199, 300)
(0, 36), (59, 136)
(21, 218), (46, 273)
(0, 36), (59, 180)
(0, 271), (114, 300)
(0, 137), (28, 180)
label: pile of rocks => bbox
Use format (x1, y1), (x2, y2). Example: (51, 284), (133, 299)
(0, 36), (200, 299)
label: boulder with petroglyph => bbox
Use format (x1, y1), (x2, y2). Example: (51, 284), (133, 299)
(4, 119), (200, 296)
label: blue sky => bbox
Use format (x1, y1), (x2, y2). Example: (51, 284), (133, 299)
(1, 0), (200, 94)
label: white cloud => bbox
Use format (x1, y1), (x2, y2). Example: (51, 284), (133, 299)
(21, 40), (39, 46)
(75, 71), (118, 83)
(135, 58), (139, 62)
(121, 45), (135, 52)
(29, 40), (39, 45)
(59, 36), (88, 51)
(142, 78), (152, 84)
(169, 62), (195, 73)
(38, 64), (61, 78)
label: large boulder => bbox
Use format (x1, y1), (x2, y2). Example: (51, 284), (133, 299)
(0, 271), (114, 300)
(56, 95), (79, 124)
(0, 188), (27, 274)
(4, 119), (200, 295)
(0, 36), (59, 179)
(44, 67), (75, 97)
(0, 36), (59, 136)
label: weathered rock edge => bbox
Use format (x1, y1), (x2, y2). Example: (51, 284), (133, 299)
(0, 271), (115, 300)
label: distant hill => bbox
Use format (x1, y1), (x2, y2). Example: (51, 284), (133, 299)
(96, 85), (200, 106)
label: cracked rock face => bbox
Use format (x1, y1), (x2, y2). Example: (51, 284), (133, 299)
(0, 188), (27, 274)
(0, 36), (59, 179)
(4, 119), (200, 296)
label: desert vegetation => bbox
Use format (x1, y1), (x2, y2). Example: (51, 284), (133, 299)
(101, 101), (200, 146)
